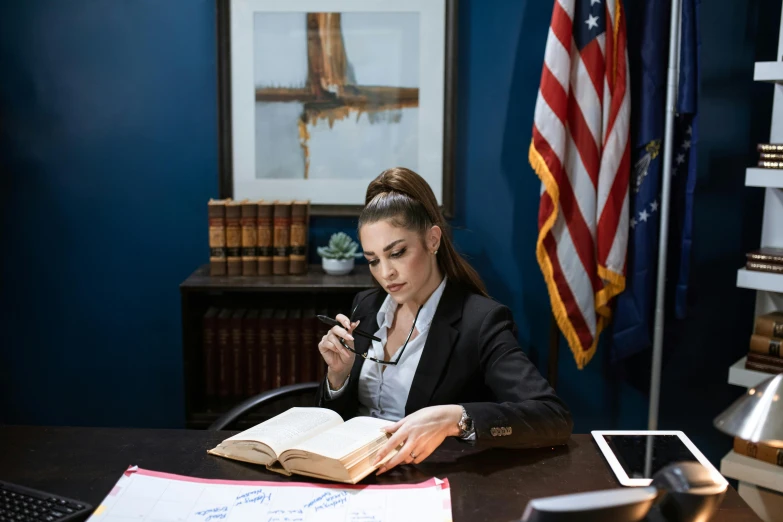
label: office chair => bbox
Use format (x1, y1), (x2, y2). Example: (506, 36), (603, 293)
(208, 382), (320, 431)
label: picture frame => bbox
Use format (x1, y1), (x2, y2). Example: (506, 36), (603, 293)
(216, 0), (457, 216)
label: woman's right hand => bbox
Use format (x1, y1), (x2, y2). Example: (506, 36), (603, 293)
(318, 313), (358, 390)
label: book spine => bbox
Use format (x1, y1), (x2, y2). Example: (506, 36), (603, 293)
(744, 361), (783, 375)
(273, 202), (292, 275)
(225, 203), (242, 276)
(244, 313), (258, 397)
(259, 313), (272, 392)
(231, 311), (246, 399)
(217, 310), (232, 405)
(746, 252), (783, 264)
(208, 201), (227, 276)
(271, 312), (287, 389)
(241, 202), (258, 276)
(758, 143), (783, 152)
(257, 202), (274, 276)
(300, 312), (316, 383)
(746, 261), (783, 274)
(749, 334), (783, 357)
(759, 152), (783, 160)
(734, 437), (783, 467)
(287, 311), (301, 385)
(202, 309), (218, 411)
(755, 315), (783, 338)
(289, 201), (309, 275)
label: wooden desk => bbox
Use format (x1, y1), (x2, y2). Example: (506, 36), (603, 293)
(0, 427), (760, 522)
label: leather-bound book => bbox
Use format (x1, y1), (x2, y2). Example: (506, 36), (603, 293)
(259, 309), (273, 392)
(745, 352), (783, 374)
(273, 201), (292, 275)
(756, 311), (783, 338)
(271, 309), (288, 389)
(216, 309), (234, 407)
(244, 310), (259, 398)
(749, 334), (783, 357)
(289, 201), (310, 275)
(202, 307), (220, 411)
(257, 201), (274, 276)
(231, 309), (246, 400)
(301, 308), (317, 383)
(734, 437), (783, 467)
(746, 247), (783, 265)
(759, 152), (783, 160)
(225, 201), (243, 276)
(240, 201), (258, 276)
(208, 199), (228, 276)
(757, 143), (783, 152)
(746, 262), (783, 273)
(287, 309), (302, 385)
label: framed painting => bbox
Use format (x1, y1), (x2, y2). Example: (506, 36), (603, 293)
(217, 0), (457, 216)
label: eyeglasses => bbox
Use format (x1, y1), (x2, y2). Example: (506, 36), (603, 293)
(339, 296), (423, 366)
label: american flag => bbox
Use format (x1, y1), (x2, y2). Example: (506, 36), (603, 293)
(529, 0), (631, 369)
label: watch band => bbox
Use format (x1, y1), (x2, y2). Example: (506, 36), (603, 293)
(457, 406), (474, 438)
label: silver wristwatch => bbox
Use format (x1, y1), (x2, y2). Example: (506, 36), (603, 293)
(457, 406), (474, 438)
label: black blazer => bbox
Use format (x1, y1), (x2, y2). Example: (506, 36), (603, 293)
(316, 279), (573, 449)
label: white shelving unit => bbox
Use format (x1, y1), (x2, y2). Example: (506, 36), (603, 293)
(720, 8), (783, 522)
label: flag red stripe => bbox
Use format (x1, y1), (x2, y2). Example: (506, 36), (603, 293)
(541, 67), (569, 124)
(543, 234), (595, 348)
(597, 141), (630, 262)
(566, 92), (600, 186)
(578, 38), (605, 104)
(551, 1), (573, 53)
(557, 174), (601, 292)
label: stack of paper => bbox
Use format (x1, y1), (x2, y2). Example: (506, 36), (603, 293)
(87, 467), (452, 522)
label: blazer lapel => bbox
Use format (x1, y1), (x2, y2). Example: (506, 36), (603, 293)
(347, 288), (385, 384)
(404, 280), (464, 415)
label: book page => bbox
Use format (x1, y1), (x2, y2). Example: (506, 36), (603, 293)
(284, 416), (394, 461)
(223, 407), (343, 457)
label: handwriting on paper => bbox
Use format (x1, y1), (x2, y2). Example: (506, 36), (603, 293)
(195, 507), (228, 521)
(266, 509), (304, 522)
(235, 489), (271, 506)
(304, 491), (349, 512)
(348, 511), (380, 522)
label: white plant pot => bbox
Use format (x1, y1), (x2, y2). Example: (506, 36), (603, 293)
(322, 257), (355, 275)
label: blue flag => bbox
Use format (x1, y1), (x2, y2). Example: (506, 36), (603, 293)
(610, 0), (700, 361)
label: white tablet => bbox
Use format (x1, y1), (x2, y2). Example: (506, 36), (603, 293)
(591, 430), (727, 487)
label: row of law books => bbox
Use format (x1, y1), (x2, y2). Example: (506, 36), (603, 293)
(201, 306), (329, 412)
(756, 143), (783, 169)
(744, 311), (783, 374)
(208, 199), (310, 277)
(744, 247), (783, 275)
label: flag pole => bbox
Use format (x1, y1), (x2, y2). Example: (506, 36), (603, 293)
(648, 0), (683, 430)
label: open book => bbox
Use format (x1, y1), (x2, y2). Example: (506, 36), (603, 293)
(207, 407), (399, 484)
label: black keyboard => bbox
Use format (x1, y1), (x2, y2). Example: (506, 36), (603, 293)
(0, 480), (93, 522)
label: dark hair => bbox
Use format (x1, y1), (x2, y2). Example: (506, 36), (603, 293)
(358, 167), (488, 297)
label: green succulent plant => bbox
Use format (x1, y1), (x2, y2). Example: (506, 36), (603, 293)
(317, 232), (363, 260)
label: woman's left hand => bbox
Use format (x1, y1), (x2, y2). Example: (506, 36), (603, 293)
(373, 405), (463, 475)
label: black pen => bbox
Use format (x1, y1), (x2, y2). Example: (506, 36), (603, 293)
(316, 315), (381, 342)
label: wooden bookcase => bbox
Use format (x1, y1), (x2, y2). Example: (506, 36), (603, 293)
(179, 263), (375, 429)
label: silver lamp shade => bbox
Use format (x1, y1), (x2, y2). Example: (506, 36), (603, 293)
(714, 373), (783, 446)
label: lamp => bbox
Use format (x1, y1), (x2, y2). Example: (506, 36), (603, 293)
(713, 373), (783, 446)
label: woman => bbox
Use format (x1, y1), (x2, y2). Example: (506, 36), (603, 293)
(316, 167), (572, 475)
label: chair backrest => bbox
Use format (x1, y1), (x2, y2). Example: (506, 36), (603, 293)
(208, 382), (320, 431)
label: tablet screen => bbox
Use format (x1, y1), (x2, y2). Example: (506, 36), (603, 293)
(603, 434), (699, 479)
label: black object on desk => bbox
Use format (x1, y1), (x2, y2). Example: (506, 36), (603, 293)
(521, 461), (727, 522)
(0, 479), (93, 522)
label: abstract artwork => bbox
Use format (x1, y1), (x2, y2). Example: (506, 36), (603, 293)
(218, 0), (456, 215)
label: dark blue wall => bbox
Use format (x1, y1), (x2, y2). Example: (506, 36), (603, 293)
(0, 0), (778, 467)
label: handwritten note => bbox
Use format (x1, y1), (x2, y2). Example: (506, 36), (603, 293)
(88, 467), (451, 522)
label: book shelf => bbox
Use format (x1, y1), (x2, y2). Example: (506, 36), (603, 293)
(179, 263), (375, 429)
(721, 6), (783, 519)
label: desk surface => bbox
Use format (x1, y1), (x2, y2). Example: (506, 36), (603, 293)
(0, 426), (760, 522)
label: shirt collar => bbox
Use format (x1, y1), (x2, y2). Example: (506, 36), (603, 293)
(376, 276), (448, 332)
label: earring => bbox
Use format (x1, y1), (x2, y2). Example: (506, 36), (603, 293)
(434, 250), (439, 255)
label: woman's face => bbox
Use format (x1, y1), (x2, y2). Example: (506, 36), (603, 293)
(359, 219), (439, 305)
